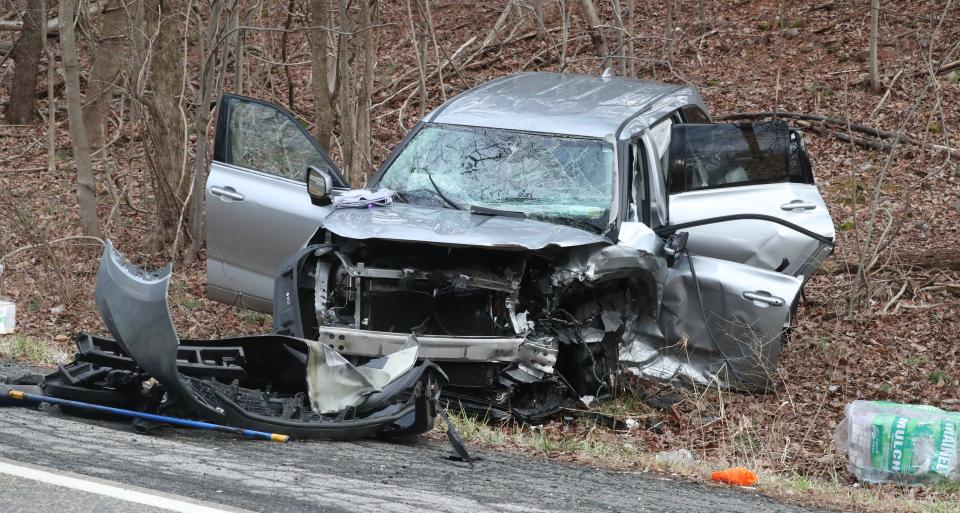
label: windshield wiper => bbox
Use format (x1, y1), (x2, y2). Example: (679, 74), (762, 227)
(535, 214), (604, 234)
(424, 171), (463, 210)
(469, 205), (527, 218)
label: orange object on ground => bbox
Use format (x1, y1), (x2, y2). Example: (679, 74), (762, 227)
(711, 467), (758, 486)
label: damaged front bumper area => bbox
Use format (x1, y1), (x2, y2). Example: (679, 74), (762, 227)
(44, 241), (442, 440)
(272, 238), (665, 422)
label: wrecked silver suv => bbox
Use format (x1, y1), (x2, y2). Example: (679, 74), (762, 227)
(204, 73), (835, 419)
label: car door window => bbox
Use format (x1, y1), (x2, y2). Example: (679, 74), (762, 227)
(219, 96), (343, 185)
(680, 105), (711, 123)
(668, 121), (809, 194)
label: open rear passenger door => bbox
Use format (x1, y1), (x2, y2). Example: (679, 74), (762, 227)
(205, 94), (348, 312)
(666, 121), (834, 280)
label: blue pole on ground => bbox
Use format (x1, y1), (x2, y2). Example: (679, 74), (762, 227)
(6, 390), (290, 443)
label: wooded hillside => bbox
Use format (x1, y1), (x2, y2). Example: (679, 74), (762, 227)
(0, 1), (958, 509)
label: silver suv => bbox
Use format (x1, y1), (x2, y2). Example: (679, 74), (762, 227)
(203, 72), (834, 414)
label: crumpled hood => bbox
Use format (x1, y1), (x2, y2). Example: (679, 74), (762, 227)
(321, 203), (608, 250)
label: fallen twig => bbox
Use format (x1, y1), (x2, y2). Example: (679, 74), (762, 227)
(870, 69), (904, 118)
(0, 166), (47, 174)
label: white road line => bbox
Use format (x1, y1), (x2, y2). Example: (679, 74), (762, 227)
(0, 457), (242, 513)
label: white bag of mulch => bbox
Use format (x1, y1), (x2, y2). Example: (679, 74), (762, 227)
(835, 400), (959, 484)
(0, 300), (15, 334)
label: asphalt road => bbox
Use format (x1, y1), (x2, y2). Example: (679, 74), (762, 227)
(0, 364), (837, 513)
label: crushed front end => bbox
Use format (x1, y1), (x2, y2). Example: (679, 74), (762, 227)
(273, 222), (664, 421)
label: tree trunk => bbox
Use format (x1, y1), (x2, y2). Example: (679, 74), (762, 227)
(869, 0), (881, 93)
(82, 0), (126, 149)
(185, 0), (228, 264)
(131, 0), (187, 249)
(43, 0), (56, 174)
(60, 0), (100, 237)
(5, 1), (43, 124)
(663, 0), (674, 61)
(610, 0), (625, 73)
(408, 0), (429, 119)
(337, 0), (355, 181)
(531, 0), (546, 41)
(281, 0), (296, 110)
(356, 0), (378, 182)
(307, 0), (335, 150)
(626, 0), (635, 75)
(578, 0), (609, 68)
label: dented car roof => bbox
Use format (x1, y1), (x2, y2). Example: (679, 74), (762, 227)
(427, 72), (686, 137)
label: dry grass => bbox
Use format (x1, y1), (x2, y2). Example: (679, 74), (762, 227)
(0, 334), (69, 367)
(437, 408), (960, 513)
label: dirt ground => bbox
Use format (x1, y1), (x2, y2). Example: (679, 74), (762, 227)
(1, 1), (958, 511)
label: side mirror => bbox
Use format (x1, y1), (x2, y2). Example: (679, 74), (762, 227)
(306, 165), (333, 206)
(663, 231), (688, 267)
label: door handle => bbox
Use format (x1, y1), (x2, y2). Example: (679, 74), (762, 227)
(210, 186), (244, 201)
(742, 291), (785, 307)
(780, 200), (817, 211)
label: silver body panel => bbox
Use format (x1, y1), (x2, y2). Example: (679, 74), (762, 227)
(205, 162), (335, 312)
(669, 182), (836, 276)
(620, 253), (802, 389)
(205, 73), (835, 389)
(428, 72), (683, 138)
(321, 203), (608, 250)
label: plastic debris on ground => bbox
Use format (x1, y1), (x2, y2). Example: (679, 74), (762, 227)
(0, 299), (15, 334)
(654, 448), (694, 466)
(332, 188), (395, 209)
(711, 467), (758, 486)
(835, 400), (959, 484)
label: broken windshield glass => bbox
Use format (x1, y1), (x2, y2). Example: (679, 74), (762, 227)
(378, 124), (615, 230)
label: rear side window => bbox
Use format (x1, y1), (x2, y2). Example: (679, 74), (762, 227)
(668, 121), (810, 194)
(223, 99), (337, 182)
(681, 105), (711, 123)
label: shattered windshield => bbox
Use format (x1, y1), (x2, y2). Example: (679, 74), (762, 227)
(378, 124), (616, 231)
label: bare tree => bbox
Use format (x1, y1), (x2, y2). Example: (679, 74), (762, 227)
(280, 0), (296, 109)
(82, 0), (126, 149)
(127, 0), (188, 249)
(5, 1), (43, 124)
(625, 0), (635, 75)
(307, 0), (335, 150)
(336, 0), (380, 185)
(610, 0), (626, 73)
(61, 0), (100, 237)
(185, 0), (233, 263)
(579, 0), (609, 68)
(868, 0), (881, 93)
(663, 0), (674, 61)
(43, 0), (55, 174)
(407, 0), (430, 118)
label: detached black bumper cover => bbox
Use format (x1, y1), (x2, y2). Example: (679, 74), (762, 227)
(45, 241), (441, 440)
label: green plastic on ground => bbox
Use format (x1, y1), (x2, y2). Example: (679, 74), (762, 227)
(836, 400), (960, 484)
